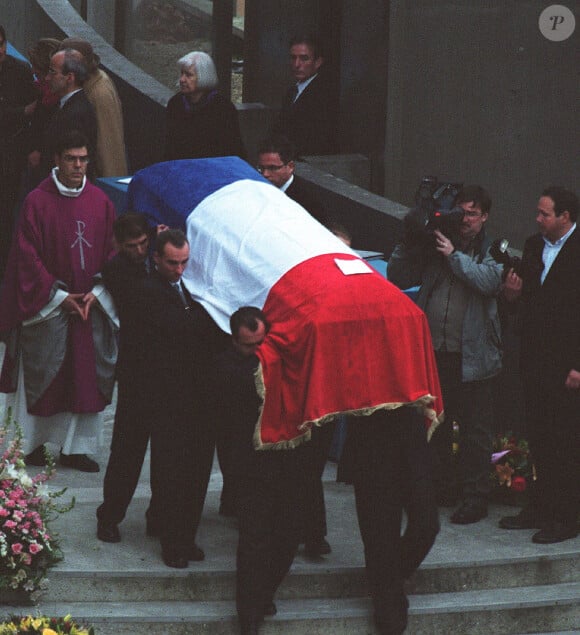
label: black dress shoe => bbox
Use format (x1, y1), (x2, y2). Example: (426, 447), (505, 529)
(304, 538), (332, 557)
(187, 544), (205, 561)
(499, 506), (544, 530)
(262, 601), (277, 617)
(450, 500), (488, 524)
(532, 522), (578, 544)
(97, 521), (121, 543)
(162, 550), (188, 569)
(59, 452), (99, 473)
(25, 445), (50, 466)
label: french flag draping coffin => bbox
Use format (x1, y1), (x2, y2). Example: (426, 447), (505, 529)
(128, 157), (442, 448)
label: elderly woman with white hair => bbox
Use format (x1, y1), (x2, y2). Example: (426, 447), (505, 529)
(164, 51), (246, 161)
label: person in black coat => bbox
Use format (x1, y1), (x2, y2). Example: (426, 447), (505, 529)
(211, 307), (313, 635)
(0, 25), (38, 274)
(256, 134), (326, 224)
(164, 51), (245, 161)
(500, 186), (580, 544)
(96, 213), (160, 543)
(37, 49), (97, 180)
(271, 34), (337, 157)
(138, 229), (228, 568)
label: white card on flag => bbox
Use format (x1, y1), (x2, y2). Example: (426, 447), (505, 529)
(334, 258), (373, 275)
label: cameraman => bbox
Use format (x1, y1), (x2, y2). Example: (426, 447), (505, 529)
(388, 185), (502, 524)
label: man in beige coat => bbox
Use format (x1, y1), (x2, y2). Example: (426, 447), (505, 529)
(59, 38), (127, 177)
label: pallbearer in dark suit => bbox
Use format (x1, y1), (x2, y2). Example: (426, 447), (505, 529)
(271, 34), (337, 156)
(500, 186), (580, 544)
(97, 213), (158, 543)
(212, 307), (313, 635)
(138, 229), (228, 568)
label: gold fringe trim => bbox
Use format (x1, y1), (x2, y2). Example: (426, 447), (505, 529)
(254, 363), (444, 450)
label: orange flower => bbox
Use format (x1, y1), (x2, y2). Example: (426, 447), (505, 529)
(495, 463), (514, 486)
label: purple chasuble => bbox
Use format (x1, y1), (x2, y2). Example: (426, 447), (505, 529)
(0, 177), (116, 415)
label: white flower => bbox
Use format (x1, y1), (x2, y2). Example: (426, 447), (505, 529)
(35, 483), (50, 498)
(18, 473), (33, 488)
(0, 464), (19, 480)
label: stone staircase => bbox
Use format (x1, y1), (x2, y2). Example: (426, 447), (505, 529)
(0, 386), (577, 634)
(1, 481), (578, 635)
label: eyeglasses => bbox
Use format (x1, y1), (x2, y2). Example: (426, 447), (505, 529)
(256, 163), (287, 173)
(463, 211), (484, 218)
(62, 154), (90, 164)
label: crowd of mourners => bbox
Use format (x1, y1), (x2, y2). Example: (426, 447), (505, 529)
(0, 24), (578, 635)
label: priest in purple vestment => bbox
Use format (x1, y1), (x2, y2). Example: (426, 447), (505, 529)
(0, 130), (118, 472)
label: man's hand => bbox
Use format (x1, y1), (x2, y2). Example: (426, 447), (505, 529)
(565, 369), (580, 390)
(79, 292), (96, 321)
(502, 268), (523, 302)
(61, 293), (86, 318)
(24, 100), (37, 117)
(61, 293), (96, 321)
(433, 229), (454, 257)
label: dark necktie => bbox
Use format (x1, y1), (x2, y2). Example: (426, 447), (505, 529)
(289, 84), (299, 104)
(173, 281), (188, 307)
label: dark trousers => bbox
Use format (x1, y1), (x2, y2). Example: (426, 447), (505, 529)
(97, 382), (161, 527)
(152, 400), (215, 551)
(430, 351), (494, 503)
(301, 421), (335, 543)
(236, 446), (311, 621)
(216, 416), (237, 512)
(523, 379), (580, 526)
(346, 408), (439, 634)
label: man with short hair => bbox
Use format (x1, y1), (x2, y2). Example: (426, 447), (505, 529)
(500, 186), (580, 543)
(40, 48), (97, 176)
(138, 229), (227, 568)
(212, 307), (313, 635)
(256, 134), (325, 224)
(96, 212), (159, 543)
(271, 34), (337, 156)
(0, 130), (117, 472)
(58, 38), (127, 177)
(388, 185), (503, 524)
(256, 135), (296, 191)
(0, 25), (38, 275)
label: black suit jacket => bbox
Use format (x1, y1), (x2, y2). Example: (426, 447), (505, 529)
(272, 72), (337, 156)
(284, 177), (326, 224)
(102, 252), (150, 383)
(138, 272), (227, 412)
(42, 90), (97, 172)
(518, 228), (580, 387)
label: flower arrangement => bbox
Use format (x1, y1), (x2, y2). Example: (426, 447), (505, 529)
(0, 411), (74, 601)
(491, 431), (534, 493)
(0, 614), (94, 634)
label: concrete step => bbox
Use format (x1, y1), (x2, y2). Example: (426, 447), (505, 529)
(24, 583), (580, 635)
(39, 549), (579, 603)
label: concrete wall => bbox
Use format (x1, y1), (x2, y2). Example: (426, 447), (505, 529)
(384, 0), (579, 249)
(294, 162), (408, 256)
